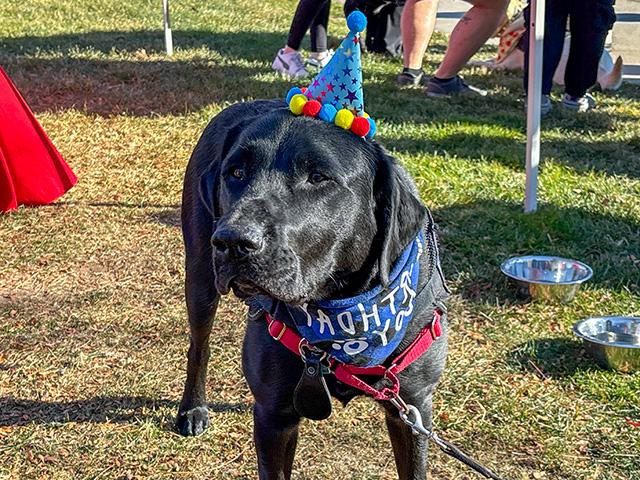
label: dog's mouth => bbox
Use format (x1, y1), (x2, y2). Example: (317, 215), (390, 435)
(214, 253), (311, 304)
(230, 278), (309, 305)
(216, 270), (310, 305)
(229, 278), (270, 299)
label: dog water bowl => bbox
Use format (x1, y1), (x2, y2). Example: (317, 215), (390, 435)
(500, 255), (593, 303)
(573, 316), (640, 373)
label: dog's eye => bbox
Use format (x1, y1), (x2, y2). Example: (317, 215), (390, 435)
(230, 168), (245, 180)
(308, 172), (329, 184)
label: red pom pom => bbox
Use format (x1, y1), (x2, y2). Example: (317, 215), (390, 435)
(302, 100), (322, 117)
(350, 116), (370, 137)
(301, 87), (307, 93)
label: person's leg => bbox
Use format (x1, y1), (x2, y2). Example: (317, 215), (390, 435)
(434, 0), (509, 79)
(309, 0), (331, 53)
(396, 0), (438, 86)
(285, 0), (329, 52)
(401, 0), (439, 70)
(523, 0), (569, 96)
(564, 0), (616, 98)
(275, 0), (330, 77)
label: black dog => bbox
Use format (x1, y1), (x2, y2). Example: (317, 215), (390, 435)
(177, 99), (449, 480)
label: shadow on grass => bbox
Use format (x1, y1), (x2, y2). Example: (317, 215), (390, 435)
(3, 57), (289, 117)
(149, 208), (181, 228)
(433, 200), (640, 303)
(610, 78), (640, 102)
(378, 120), (640, 179)
(0, 396), (250, 426)
(0, 29), (296, 116)
(506, 338), (593, 378)
(58, 201), (180, 209)
(0, 29), (284, 62)
(56, 201), (182, 227)
(0, 29), (538, 126)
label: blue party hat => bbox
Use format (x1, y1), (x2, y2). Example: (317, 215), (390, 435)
(285, 11), (376, 139)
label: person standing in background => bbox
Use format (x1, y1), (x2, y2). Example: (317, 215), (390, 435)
(523, 0), (617, 114)
(272, 0), (335, 78)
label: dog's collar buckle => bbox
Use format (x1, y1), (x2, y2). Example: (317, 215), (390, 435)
(268, 317), (287, 341)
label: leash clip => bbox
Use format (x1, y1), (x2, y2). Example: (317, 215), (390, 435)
(298, 340), (328, 364)
(396, 403), (506, 480)
(398, 404), (433, 438)
(389, 393), (409, 415)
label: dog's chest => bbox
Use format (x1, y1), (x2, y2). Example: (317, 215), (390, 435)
(250, 231), (441, 368)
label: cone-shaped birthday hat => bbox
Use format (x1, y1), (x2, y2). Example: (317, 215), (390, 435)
(285, 11), (376, 139)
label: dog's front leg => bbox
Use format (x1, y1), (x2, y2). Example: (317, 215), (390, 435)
(176, 253), (220, 436)
(244, 320), (302, 479)
(384, 392), (433, 480)
(254, 404), (300, 480)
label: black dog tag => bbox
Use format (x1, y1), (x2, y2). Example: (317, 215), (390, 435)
(293, 352), (332, 421)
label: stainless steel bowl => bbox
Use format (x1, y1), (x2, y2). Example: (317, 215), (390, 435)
(573, 316), (640, 373)
(500, 255), (593, 303)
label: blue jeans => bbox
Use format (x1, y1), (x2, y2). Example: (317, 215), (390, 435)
(523, 0), (616, 97)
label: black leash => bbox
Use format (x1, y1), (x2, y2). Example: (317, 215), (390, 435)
(394, 402), (506, 480)
(435, 436), (504, 480)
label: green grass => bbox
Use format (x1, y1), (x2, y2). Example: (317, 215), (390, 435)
(1, 1), (639, 479)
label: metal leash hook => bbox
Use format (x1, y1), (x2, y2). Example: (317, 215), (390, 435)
(399, 404), (434, 438)
(393, 398), (506, 480)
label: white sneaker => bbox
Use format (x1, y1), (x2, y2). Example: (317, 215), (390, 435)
(561, 93), (596, 112)
(272, 49), (309, 78)
(305, 49), (334, 70)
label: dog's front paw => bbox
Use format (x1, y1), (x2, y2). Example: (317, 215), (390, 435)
(176, 406), (210, 436)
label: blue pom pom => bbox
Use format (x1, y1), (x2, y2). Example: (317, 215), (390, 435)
(318, 104), (337, 123)
(365, 118), (377, 139)
(286, 87), (303, 104)
(347, 11), (367, 33)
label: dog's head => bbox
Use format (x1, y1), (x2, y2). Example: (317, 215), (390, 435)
(201, 109), (425, 304)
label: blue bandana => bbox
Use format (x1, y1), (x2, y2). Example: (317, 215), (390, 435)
(253, 231), (425, 367)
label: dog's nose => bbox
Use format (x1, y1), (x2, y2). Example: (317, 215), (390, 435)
(211, 226), (263, 258)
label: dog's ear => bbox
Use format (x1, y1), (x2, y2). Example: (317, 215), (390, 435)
(198, 167), (218, 218)
(374, 150), (426, 286)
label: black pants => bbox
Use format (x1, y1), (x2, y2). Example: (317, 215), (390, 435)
(523, 0), (616, 97)
(287, 0), (331, 52)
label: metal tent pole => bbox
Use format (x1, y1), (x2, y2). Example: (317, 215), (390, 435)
(524, 0), (545, 212)
(163, 0), (174, 56)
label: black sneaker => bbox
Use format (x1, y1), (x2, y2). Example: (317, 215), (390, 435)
(396, 69), (427, 87)
(425, 75), (487, 98)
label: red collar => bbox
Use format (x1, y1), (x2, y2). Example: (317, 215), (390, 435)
(265, 308), (442, 401)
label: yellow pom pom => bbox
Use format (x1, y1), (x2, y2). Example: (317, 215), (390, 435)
(289, 94), (308, 115)
(362, 112), (370, 118)
(335, 109), (355, 129)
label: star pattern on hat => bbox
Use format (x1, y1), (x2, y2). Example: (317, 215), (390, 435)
(285, 11), (375, 139)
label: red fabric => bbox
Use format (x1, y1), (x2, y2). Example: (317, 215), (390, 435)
(0, 67), (77, 213)
(265, 309), (442, 401)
